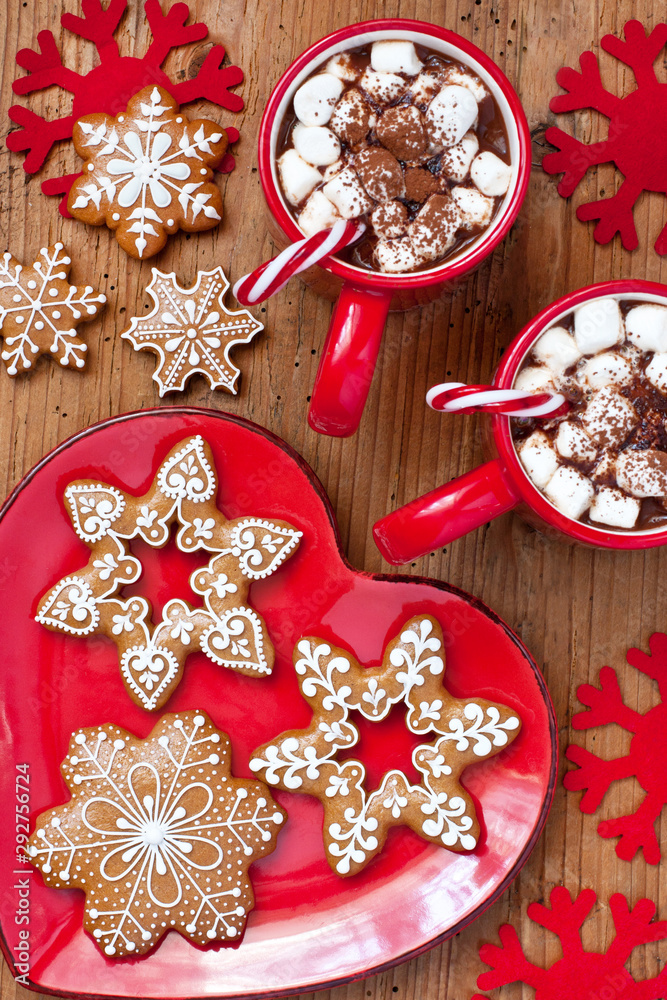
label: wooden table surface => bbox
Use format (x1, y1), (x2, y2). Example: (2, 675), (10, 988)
(2, 0), (667, 997)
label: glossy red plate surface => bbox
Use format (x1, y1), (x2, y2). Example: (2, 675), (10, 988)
(0, 408), (556, 999)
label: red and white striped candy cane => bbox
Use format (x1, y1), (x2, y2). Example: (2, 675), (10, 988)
(426, 382), (570, 418)
(233, 220), (363, 306)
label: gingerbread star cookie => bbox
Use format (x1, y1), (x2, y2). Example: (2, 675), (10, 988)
(27, 711), (286, 957)
(251, 615), (521, 876)
(122, 267), (263, 395)
(0, 242), (106, 375)
(36, 435), (302, 711)
(68, 85), (229, 258)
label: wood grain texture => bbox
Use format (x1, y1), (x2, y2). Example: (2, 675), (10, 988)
(2, 0), (667, 997)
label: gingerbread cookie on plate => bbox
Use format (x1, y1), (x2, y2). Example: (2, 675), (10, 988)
(251, 614), (521, 876)
(35, 435), (302, 711)
(27, 711), (285, 956)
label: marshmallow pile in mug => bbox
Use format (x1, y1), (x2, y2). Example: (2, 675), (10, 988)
(514, 299), (667, 531)
(277, 39), (513, 274)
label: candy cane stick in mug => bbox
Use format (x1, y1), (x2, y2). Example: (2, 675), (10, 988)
(233, 221), (363, 306)
(426, 382), (571, 418)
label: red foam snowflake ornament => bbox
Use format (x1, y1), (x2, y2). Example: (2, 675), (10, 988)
(473, 886), (667, 1000)
(564, 632), (667, 865)
(7, 0), (243, 216)
(543, 20), (667, 254)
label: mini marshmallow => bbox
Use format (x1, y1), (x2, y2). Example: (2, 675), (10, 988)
(646, 352), (667, 393)
(326, 53), (359, 82)
(470, 151), (512, 197)
(329, 89), (374, 145)
(581, 351), (633, 388)
(322, 165), (374, 219)
(322, 159), (345, 183)
(513, 366), (555, 394)
(625, 303), (667, 353)
(544, 466), (594, 520)
(426, 85), (478, 149)
(375, 236), (426, 273)
(371, 40), (423, 76)
(278, 149), (322, 206)
(555, 421), (597, 463)
(293, 73), (344, 127)
(360, 68), (407, 104)
(581, 385), (637, 449)
(616, 450), (667, 498)
(591, 452), (616, 484)
(409, 194), (461, 260)
(442, 65), (489, 103)
(451, 185), (494, 230)
(518, 431), (559, 489)
(355, 147), (404, 203)
(298, 190), (342, 237)
(439, 132), (479, 183)
(533, 326), (581, 374)
(410, 71), (443, 105)
(589, 487), (640, 529)
(292, 123), (341, 167)
(573, 298), (623, 355)
(371, 200), (409, 239)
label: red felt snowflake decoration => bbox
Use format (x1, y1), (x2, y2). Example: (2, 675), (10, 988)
(564, 632), (667, 866)
(472, 886), (667, 1000)
(543, 20), (667, 254)
(7, 0), (243, 217)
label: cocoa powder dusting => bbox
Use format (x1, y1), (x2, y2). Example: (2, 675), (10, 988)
(375, 105), (427, 160)
(404, 167), (440, 202)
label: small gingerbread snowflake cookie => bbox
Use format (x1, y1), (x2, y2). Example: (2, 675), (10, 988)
(0, 242), (106, 375)
(27, 711), (286, 957)
(122, 266), (263, 395)
(68, 85), (229, 258)
(250, 614), (521, 876)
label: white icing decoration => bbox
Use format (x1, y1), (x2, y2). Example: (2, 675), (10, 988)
(35, 577), (99, 634)
(228, 518), (303, 579)
(120, 643), (181, 712)
(200, 607), (270, 674)
(157, 436), (215, 503)
(65, 484), (126, 542)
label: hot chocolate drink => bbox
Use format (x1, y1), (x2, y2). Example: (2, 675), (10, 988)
(512, 297), (667, 531)
(275, 39), (513, 274)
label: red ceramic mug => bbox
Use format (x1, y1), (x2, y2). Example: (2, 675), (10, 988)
(374, 280), (667, 563)
(258, 19), (531, 437)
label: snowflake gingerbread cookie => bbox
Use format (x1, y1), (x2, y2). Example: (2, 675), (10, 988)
(7, 0), (243, 213)
(122, 267), (263, 395)
(0, 242), (106, 375)
(68, 85), (229, 258)
(565, 632), (667, 865)
(543, 20), (667, 254)
(27, 711), (286, 957)
(250, 615), (521, 876)
(36, 435), (302, 711)
(473, 886), (667, 1000)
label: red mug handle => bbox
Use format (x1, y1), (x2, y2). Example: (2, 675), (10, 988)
(373, 458), (522, 564)
(308, 282), (392, 437)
